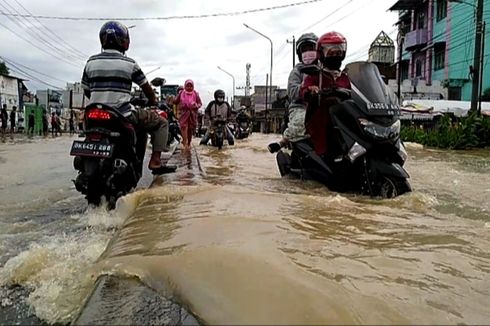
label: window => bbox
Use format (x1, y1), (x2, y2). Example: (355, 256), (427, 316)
(434, 43), (446, 71)
(436, 0), (447, 22)
(415, 59), (424, 77)
(448, 87), (461, 100)
(417, 10), (426, 29)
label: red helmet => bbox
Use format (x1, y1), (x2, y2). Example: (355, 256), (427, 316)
(317, 31), (347, 60)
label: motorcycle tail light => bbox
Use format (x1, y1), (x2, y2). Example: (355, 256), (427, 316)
(87, 109), (111, 120)
(88, 133), (102, 141)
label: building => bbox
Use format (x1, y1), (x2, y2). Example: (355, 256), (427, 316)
(64, 82), (89, 109)
(0, 74), (28, 130)
(389, 0), (490, 101)
(0, 74), (25, 111)
(368, 31), (397, 81)
(36, 89), (64, 114)
(251, 85), (278, 133)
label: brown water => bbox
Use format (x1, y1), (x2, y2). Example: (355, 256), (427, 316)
(1, 134), (490, 324)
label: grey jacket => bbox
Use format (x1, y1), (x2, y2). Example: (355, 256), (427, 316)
(283, 63), (308, 141)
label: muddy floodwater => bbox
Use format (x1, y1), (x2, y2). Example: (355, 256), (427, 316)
(1, 134), (489, 325)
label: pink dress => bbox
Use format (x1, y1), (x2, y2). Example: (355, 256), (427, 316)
(176, 80), (202, 129)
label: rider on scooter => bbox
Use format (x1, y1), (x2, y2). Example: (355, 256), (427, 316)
(268, 32), (318, 153)
(300, 31), (351, 158)
(200, 89), (235, 146)
(82, 21), (175, 174)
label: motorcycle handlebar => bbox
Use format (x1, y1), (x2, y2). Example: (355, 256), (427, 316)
(318, 88), (351, 100)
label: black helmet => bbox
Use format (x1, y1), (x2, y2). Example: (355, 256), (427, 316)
(296, 33), (318, 61)
(214, 89), (225, 101)
(99, 21), (130, 52)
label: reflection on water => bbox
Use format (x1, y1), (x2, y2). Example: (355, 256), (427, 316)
(2, 135), (490, 324)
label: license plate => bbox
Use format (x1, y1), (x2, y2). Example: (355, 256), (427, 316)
(367, 102), (400, 116)
(70, 141), (114, 158)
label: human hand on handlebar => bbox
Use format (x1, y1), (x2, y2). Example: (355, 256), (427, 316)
(308, 86), (320, 94)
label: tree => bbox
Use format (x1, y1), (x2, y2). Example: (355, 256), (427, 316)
(0, 61), (9, 75)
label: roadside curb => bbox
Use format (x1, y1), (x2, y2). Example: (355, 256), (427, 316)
(73, 142), (202, 325)
(73, 276), (199, 325)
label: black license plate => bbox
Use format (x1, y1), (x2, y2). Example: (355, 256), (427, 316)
(70, 141), (114, 158)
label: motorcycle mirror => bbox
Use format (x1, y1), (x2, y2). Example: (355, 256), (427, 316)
(151, 77), (166, 87)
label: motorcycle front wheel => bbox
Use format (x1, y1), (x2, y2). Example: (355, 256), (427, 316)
(378, 176), (412, 198)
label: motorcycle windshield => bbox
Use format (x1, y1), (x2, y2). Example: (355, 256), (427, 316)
(344, 61), (400, 116)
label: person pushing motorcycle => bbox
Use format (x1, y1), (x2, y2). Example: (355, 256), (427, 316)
(81, 21), (174, 174)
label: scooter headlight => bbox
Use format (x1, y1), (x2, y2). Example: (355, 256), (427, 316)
(359, 119), (400, 140)
(347, 142), (367, 163)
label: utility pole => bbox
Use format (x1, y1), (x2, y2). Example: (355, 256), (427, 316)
(478, 21), (486, 115)
(287, 36), (296, 68)
(397, 31), (405, 104)
(265, 73), (269, 134)
(470, 0), (484, 114)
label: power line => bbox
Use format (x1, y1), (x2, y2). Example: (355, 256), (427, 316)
(0, 0), (84, 63)
(8, 0), (88, 59)
(0, 56), (69, 83)
(5, 61), (64, 89)
(0, 19), (81, 68)
(0, 0), (326, 21)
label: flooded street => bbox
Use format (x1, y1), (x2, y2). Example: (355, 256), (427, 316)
(1, 134), (489, 324)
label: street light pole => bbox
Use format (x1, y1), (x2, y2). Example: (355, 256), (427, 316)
(471, 0), (484, 115)
(243, 23), (273, 133)
(217, 66), (235, 109)
(287, 36), (296, 68)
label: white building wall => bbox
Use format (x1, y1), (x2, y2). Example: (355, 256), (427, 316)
(0, 75), (20, 110)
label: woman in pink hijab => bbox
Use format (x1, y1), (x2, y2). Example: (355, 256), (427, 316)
(174, 79), (202, 151)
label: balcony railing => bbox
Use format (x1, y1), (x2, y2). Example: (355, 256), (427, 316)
(404, 28), (428, 51)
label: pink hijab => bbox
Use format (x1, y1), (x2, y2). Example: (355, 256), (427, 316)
(179, 79), (198, 109)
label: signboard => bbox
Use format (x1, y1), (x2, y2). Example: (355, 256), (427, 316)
(160, 85), (180, 98)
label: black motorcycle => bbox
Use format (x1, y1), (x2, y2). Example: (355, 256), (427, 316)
(235, 111), (252, 139)
(70, 103), (148, 209)
(275, 61), (411, 198)
(158, 101), (181, 146)
(210, 119), (226, 149)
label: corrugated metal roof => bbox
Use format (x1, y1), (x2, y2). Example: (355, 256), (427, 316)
(389, 0), (424, 11)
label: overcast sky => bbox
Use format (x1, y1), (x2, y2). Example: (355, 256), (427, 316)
(1, 0), (399, 104)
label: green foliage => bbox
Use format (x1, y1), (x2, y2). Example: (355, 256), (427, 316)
(0, 61), (9, 75)
(401, 112), (490, 149)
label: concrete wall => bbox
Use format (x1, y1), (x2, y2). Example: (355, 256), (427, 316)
(0, 75), (20, 110)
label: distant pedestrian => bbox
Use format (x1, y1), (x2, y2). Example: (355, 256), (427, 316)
(69, 116), (75, 135)
(9, 106), (16, 140)
(56, 115), (62, 135)
(1, 104), (7, 142)
(27, 112), (35, 138)
(78, 110), (84, 132)
(51, 112), (58, 137)
(173, 79), (202, 151)
(42, 111), (48, 137)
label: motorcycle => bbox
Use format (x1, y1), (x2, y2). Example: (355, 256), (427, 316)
(70, 102), (149, 209)
(227, 121), (237, 137)
(157, 101), (181, 146)
(235, 110), (252, 139)
(209, 118), (226, 149)
(274, 61), (411, 198)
